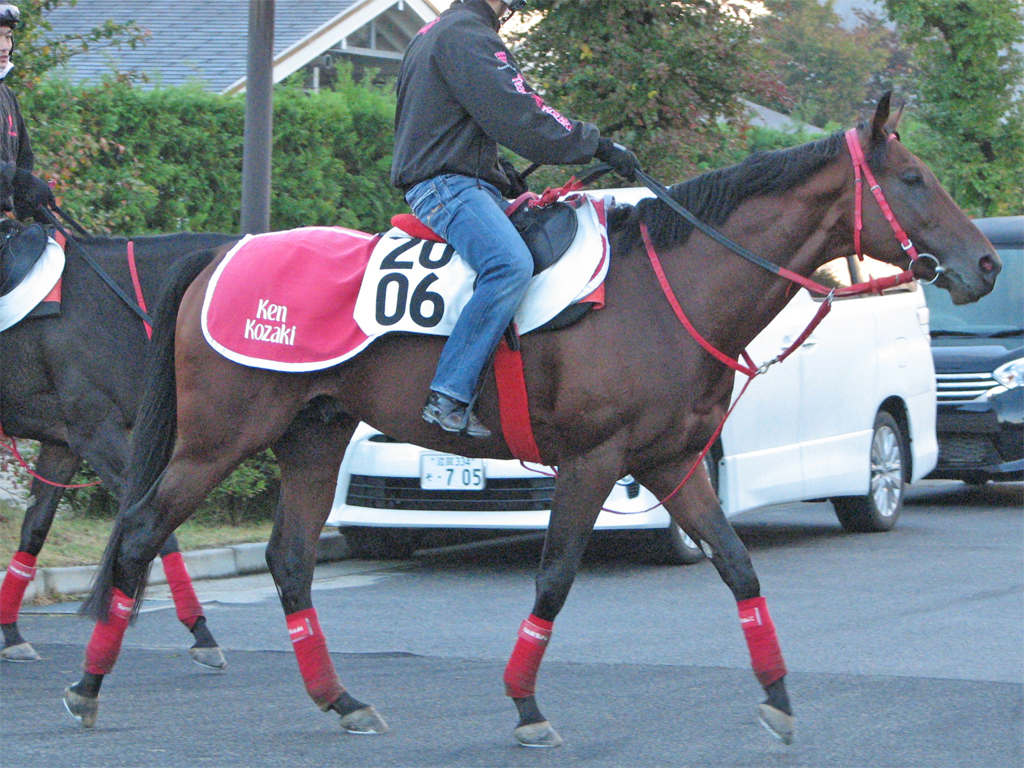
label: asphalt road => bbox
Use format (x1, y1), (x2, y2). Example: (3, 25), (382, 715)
(2, 480), (1021, 768)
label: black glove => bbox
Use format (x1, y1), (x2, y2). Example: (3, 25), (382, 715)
(12, 168), (56, 222)
(499, 158), (530, 199)
(594, 137), (641, 181)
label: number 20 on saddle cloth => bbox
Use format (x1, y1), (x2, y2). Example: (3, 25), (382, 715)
(201, 195), (610, 374)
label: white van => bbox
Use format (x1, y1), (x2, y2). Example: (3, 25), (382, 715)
(328, 191), (937, 564)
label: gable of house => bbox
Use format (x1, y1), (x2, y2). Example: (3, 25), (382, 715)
(42, 0), (440, 94)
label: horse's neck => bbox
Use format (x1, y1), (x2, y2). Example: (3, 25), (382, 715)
(665, 173), (854, 360)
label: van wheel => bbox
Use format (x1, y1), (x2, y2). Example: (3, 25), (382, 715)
(961, 472), (989, 486)
(637, 451), (718, 565)
(640, 523), (706, 565)
(832, 411), (907, 533)
(343, 528), (419, 559)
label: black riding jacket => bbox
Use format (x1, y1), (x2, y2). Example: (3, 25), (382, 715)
(391, 0), (599, 195)
(0, 72), (33, 171)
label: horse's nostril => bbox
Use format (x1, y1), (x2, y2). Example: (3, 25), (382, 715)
(979, 254), (998, 274)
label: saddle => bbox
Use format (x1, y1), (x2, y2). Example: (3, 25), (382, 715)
(509, 202), (579, 274)
(391, 200), (579, 276)
(0, 222), (48, 296)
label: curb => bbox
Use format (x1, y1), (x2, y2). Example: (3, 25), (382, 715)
(4, 531), (350, 605)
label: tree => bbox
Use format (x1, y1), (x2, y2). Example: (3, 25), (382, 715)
(755, 0), (909, 128)
(7, 1), (146, 90)
(513, 0), (787, 182)
(883, 0), (1023, 215)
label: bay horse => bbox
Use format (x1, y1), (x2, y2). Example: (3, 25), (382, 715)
(0, 222), (239, 665)
(71, 96), (998, 745)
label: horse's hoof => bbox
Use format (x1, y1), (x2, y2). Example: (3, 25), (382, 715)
(339, 705), (389, 735)
(189, 646), (227, 670)
(1, 642), (41, 662)
(63, 686), (99, 729)
(757, 703), (794, 745)
(514, 720), (563, 748)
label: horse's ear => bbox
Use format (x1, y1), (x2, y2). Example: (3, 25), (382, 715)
(886, 99), (905, 139)
(869, 91), (892, 145)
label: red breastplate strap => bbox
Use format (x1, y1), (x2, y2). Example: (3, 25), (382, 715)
(124, 240), (152, 339)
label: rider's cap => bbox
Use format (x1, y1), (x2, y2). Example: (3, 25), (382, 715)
(0, 4), (19, 27)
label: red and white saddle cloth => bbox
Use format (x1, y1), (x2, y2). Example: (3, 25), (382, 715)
(202, 195), (609, 372)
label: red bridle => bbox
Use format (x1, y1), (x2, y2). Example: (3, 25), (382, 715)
(614, 127), (941, 514)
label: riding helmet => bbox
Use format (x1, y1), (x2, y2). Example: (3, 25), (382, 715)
(0, 4), (19, 27)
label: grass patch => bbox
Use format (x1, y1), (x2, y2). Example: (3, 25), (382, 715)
(0, 498), (275, 568)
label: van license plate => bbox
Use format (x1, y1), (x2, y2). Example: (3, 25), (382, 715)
(420, 454), (485, 490)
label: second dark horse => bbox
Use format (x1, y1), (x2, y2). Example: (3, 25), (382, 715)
(0, 221), (239, 665)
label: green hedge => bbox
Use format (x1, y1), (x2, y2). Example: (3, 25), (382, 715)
(13, 72), (820, 525)
(15, 72), (404, 524)
(20, 71), (405, 235)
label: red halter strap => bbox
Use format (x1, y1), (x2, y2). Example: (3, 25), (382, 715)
(845, 128), (919, 261)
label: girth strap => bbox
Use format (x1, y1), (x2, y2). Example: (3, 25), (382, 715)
(493, 337), (542, 464)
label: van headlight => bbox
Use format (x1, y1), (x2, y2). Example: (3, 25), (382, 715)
(993, 358), (1024, 389)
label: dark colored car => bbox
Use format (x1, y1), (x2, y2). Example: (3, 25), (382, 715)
(923, 216), (1023, 483)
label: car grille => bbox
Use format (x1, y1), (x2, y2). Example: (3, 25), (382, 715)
(346, 475), (557, 512)
(936, 434), (1001, 468)
(935, 372), (998, 404)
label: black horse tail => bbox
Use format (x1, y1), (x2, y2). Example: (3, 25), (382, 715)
(81, 248), (219, 621)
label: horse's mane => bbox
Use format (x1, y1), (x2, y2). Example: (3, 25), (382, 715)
(611, 130), (848, 252)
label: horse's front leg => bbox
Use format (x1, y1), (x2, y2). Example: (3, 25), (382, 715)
(637, 459), (794, 745)
(505, 446), (622, 748)
(157, 533), (225, 670)
(1, 443), (79, 662)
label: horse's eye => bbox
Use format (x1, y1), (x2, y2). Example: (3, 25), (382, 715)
(901, 170), (924, 186)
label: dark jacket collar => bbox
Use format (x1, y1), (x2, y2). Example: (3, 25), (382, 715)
(459, 0), (500, 32)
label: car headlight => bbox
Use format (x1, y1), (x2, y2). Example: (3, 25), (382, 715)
(993, 358), (1024, 389)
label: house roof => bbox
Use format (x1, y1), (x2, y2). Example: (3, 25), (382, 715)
(43, 0), (440, 94)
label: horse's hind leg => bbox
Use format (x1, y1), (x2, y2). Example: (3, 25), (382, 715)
(65, 447), (254, 727)
(266, 410), (388, 734)
(504, 448), (622, 747)
(157, 534), (226, 670)
(0, 443), (79, 661)
(638, 460), (794, 744)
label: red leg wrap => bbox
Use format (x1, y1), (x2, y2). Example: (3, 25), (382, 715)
(286, 608), (344, 710)
(84, 588), (135, 675)
(503, 614), (553, 698)
(0, 552), (37, 624)
(160, 552), (203, 629)
(738, 596), (787, 687)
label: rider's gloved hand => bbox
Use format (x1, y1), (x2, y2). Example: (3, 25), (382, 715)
(595, 138), (641, 181)
(500, 158), (530, 199)
(12, 168), (56, 222)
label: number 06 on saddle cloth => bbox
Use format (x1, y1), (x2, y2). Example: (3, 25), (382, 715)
(201, 196), (609, 372)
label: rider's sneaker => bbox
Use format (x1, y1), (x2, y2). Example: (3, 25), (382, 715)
(422, 392), (492, 439)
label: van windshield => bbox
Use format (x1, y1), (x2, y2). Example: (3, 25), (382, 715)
(924, 247), (1023, 336)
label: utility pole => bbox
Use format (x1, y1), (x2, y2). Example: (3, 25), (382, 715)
(240, 0), (274, 234)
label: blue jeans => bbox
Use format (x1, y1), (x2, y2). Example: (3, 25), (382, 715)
(406, 174), (533, 404)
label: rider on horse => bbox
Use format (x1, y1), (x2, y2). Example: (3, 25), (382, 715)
(0, 3), (54, 221)
(392, 0), (640, 438)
